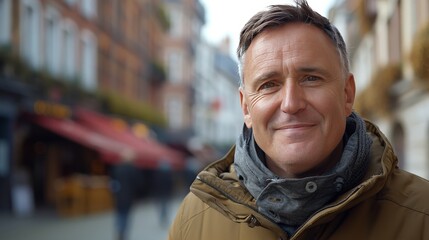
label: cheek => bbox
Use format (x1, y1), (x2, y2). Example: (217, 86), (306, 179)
(247, 92), (266, 110)
(309, 92), (347, 141)
(310, 87), (346, 114)
(248, 94), (280, 123)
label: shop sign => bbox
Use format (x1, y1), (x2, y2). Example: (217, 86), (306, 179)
(34, 100), (71, 119)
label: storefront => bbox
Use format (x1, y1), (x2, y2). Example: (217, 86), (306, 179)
(12, 100), (185, 216)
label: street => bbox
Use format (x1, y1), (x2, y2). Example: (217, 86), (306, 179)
(0, 197), (182, 240)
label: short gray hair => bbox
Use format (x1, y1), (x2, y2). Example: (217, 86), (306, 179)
(237, 0), (349, 86)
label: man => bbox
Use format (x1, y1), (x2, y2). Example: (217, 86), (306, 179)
(110, 162), (139, 240)
(168, 1), (429, 239)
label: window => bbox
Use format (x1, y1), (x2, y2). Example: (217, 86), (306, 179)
(20, 0), (41, 68)
(61, 20), (77, 80)
(80, 0), (97, 19)
(0, 0), (11, 44)
(44, 6), (61, 75)
(167, 50), (183, 83)
(166, 97), (183, 129)
(64, 0), (76, 6)
(169, 6), (183, 37)
(80, 30), (97, 91)
(192, 18), (201, 38)
(388, 2), (402, 63)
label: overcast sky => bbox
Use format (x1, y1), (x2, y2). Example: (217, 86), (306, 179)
(199, 0), (336, 57)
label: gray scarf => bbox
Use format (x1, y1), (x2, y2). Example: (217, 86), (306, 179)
(234, 112), (372, 232)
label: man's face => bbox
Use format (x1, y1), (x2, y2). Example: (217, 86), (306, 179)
(240, 23), (355, 178)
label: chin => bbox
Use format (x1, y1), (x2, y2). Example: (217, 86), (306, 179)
(271, 150), (312, 165)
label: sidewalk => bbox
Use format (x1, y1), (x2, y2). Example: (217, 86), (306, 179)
(0, 197), (182, 240)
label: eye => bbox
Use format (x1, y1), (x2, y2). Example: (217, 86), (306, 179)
(301, 75), (324, 86)
(304, 75), (320, 82)
(257, 81), (281, 94)
(260, 81), (278, 90)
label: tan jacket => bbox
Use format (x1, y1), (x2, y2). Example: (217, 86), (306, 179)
(168, 121), (429, 240)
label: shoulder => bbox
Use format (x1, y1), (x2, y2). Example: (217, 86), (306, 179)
(168, 192), (235, 240)
(176, 192), (211, 223)
(168, 193), (205, 240)
(378, 168), (429, 216)
(168, 192), (279, 240)
(169, 192), (227, 240)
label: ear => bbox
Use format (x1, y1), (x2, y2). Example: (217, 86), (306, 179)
(344, 73), (356, 116)
(239, 87), (252, 128)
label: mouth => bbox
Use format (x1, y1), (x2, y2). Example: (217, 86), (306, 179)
(275, 123), (316, 130)
(274, 123), (317, 138)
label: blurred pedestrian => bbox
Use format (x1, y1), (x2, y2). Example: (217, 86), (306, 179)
(110, 162), (138, 240)
(154, 160), (173, 228)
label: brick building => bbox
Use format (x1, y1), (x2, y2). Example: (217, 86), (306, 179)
(161, 0), (205, 133)
(0, 0), (183, 214)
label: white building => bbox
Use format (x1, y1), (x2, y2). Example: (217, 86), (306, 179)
(330, 0), (429, 178)
(193, 40), (242, 149)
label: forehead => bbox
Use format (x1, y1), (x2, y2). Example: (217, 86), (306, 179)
(242, 23), (342, 79)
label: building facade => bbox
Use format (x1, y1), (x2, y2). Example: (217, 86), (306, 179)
(161, 0), (205, 133)
(330, 0), (429, 178)
(98, 0), (167, 104)
(0, 0), (179, 215)
(193, 39), (242, 150)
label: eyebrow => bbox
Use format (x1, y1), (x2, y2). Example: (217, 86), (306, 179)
(251, 71), (280, 87)
(297, 66), (329, 76)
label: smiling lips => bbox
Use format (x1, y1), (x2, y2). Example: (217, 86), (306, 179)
(276, 123), (316, 130)
(275, 123), (316, 137)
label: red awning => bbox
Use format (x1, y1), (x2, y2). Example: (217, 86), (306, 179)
(31, 115), (136, 164)
(73, 108), (185, 170)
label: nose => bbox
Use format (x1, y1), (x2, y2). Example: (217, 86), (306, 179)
(280, 82), (306, 114)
